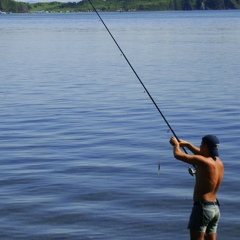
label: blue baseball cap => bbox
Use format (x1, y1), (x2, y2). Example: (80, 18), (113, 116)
(202, 135), (220, 158)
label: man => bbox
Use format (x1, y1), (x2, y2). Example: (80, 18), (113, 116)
(169, 135), (224, 240)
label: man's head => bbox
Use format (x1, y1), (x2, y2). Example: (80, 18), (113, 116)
(202, 135), (220, 159)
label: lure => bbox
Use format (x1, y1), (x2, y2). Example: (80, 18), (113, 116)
(158, 162), (161, 175)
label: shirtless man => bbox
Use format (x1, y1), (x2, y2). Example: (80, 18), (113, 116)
(169, 135), (224, 240)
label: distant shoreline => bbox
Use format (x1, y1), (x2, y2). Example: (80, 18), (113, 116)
(1, 0), (240, 14)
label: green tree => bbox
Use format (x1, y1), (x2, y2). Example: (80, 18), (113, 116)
(183, 0), (192, 9)
(205, 0), (225, 9)
(0, 0), (29, 12)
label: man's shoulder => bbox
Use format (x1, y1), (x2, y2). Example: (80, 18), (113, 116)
(193, 155), (215, 167)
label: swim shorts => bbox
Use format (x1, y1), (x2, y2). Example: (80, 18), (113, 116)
(187, 202), (220, 234)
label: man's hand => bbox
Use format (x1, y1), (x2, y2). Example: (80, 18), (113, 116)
(178, 139), (189, 147)
(169, 136), (179, 146)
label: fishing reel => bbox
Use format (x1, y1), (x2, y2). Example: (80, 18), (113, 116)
(188, 167), (196, 176)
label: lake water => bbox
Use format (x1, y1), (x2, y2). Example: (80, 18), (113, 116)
(0, 10), (240, 240)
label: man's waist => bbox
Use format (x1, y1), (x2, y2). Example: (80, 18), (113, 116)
(194, 200), (220, 206)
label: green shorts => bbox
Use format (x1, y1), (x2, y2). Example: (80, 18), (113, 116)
(188, 202), (220, 234)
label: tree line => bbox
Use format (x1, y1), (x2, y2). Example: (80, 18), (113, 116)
(0, 0), (29, 12)
(0, 0), (240, 13)
(77, 0), (240, 11)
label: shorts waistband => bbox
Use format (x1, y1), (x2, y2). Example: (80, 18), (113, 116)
(194, 201), (220, 206)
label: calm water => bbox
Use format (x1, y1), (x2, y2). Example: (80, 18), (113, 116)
(0, 10), (240, 239)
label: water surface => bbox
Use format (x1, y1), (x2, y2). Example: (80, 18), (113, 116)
(0, 10), (240, 239)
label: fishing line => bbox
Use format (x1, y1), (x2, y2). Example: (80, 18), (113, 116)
(88, 0), (195, 175)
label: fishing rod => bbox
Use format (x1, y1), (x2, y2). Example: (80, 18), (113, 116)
(88, 0), (196, 176)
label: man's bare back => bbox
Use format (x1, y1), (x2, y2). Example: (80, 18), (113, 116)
(194, 156), (224, 202)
